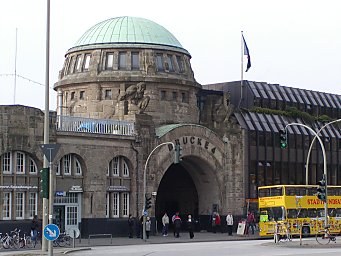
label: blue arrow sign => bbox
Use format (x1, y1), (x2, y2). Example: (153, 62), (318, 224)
(43, 224), (60, 241)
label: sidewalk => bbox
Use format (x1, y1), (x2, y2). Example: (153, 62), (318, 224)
(2, 231), (262, 255)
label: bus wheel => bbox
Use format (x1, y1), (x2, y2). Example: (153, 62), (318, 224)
(301, 226), (310, 237)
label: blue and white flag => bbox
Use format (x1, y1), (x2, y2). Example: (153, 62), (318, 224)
(242, 35), (251, 72)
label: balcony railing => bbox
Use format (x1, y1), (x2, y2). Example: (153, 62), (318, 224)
(56, 115), (135, 136)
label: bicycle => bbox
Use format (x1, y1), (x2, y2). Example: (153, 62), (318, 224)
(274, 222), (292, 243)
(316, 226), (336, 245)
(53, 232), (71, 247)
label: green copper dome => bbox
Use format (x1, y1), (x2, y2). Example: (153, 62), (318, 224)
(74, 16), (183, 49)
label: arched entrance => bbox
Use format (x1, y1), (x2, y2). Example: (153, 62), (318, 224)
(156, 163), (198, 221)
(155, 155), (221, 232)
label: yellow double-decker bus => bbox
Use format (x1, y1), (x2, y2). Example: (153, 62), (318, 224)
(258, 185), (341, 237)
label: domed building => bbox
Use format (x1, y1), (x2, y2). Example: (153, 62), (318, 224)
(1, 16), (341, 237)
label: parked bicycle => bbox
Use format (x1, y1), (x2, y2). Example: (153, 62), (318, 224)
(316, 226), (337, 245)
(53, 232), (71, 247)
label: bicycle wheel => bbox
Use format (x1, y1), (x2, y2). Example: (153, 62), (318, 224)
(316, 230), (331, 245)
(25, 236), (34, 248)
(64, 235), (71, 246)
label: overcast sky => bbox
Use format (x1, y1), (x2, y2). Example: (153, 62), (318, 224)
(1, 0), (340, 111)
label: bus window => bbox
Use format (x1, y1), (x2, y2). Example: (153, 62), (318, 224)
(335, 209), (341, 217)
(259, 187), (283, 197)
(297, 209), (308, 218)
(307, 209), (318, 218)
(259, 210), (269, 222)
(260, 207), (285, 221)
(287, 209), (297, 218)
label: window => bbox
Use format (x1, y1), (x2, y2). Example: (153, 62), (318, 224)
(16, 152), (25, 174)
(109, 157), (119, 176)
(3, 192), (11, 220)
(79, 91), (85, 100)
(160, 91), (166, 100)
(166, 55), (174, 72)
(123, 161), (129, 177)
(172, 91), (177, 101)
(131, 52), (139, 70)
(28, 192), (37, 218)
(71, 92), (75, 100)
(57, 154), (82, 176)
(15, 192), (24, 219)
(83, 54), (91, 70)
(105, 90), (112, 100)
(66, 206), (78, 225)
(29, 157), (37, 174)
(75, 55), (82, 72)
(2, 152), (11, 174)
(181, 92), (188, 103)
(122, 193), (129, 217)
(75, 159), (82, 175)
(118, 52), (127, 70)
(63, 154), (71, 175)
(68, 56), (74, 74)
(156, 54), (164, 71)
(106, 53), (114, 69)
(113, 193), (119, 217)
(176, 56), (185, 73)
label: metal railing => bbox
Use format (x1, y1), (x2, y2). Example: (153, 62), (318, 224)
(56, 115), (134, 136)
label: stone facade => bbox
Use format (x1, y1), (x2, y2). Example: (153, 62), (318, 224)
(0, 17), (246, 236)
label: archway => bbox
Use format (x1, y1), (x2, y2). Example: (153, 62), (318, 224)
(155, 155), (221, 232)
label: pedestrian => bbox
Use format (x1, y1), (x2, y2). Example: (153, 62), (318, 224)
(128, 214), (134, 238)
(145, 217), (151, 239)
(162, 212), (169, 236)
(135, 215), (141, 238)
(187, 214), (194, 239)
(247, 211), (255, 235)
(226, 211), (234, 236)
(173, 213), (182, 238)
(172, 211), (179, 237)
(211, 212), (217, 233)
(30, 215), (39, 246)
(215, 213), (222, 233)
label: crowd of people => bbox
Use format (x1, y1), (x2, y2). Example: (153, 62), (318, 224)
(127, 210), (258, 239)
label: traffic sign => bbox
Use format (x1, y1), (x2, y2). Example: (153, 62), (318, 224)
(43, 224), (60, 241)
(66, 228), (80, 238)
(40, 144), (60, 163)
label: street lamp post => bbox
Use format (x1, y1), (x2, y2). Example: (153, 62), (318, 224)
(284, 123), (328, 228)
(142, 142), (174, 241)
(305, 119), (341, 185)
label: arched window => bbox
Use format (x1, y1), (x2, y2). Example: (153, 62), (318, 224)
(107, 156), (129, 177)
(56, 154), (82, 176)
(0, 151), (38, 175)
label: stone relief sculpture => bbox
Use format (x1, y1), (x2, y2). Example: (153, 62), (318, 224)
(118, 82), (150, 114)
(213, 91), (234, 123)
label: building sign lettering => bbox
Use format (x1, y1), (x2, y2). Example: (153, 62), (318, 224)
(0, 185), (38, 190)
(169, 136), (216, 154)
(107, 186), (129, 192)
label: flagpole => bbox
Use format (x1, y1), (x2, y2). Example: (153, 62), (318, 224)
(239, 31), (244, 109)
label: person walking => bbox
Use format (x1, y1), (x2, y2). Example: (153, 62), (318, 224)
(145, 217), (151, 239)
(128, 214), (134, 238)
(172, 211), (179, 237)
(173, 213), (182, 238)
(215, 213), (222, 233)
(187, 214), (195, 239)
(247, 211), (255, 235)
(226, 211), (234, 236)
(211, 212), (217, 233)
(162, 212), (169, 236)
(30, 215), (39, 247)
